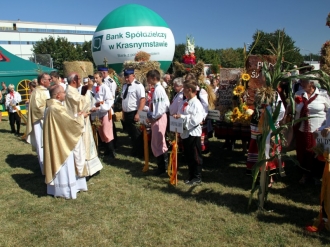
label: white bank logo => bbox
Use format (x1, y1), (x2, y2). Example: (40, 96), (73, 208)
(92, 35), (103, 52)
(92, 27), (175, 68)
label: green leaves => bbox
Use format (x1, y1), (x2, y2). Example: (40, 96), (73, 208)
(32, 37), (94, 75)
(249, 29), (303, 68)
(260, 30), (298, 90)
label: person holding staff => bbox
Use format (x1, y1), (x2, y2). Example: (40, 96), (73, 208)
(173, 79), (204, 186)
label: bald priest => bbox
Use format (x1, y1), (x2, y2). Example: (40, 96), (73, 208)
(43, 85), (88, 199)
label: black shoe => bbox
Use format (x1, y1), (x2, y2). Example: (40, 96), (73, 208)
(131, 151), (143, 159)
(107, 141), (116, 159)
(184, 176), (194, 184)
(153, 169), (166, 176)
(93, 171), (100, 177)
(109, 151), (116, 159)
(186, 178), (202, 186)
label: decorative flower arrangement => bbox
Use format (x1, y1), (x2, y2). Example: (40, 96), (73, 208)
(182, 53), (196, 65)
(225, 82), (253, 125)
(182, 36), (196, 67)
(224, 103), (253, 125)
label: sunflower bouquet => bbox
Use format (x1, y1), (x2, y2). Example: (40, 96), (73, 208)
(230, 76), (252, 125)
(228, 104), (253, 124)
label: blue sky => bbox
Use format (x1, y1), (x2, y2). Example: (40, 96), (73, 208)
(1, 0), (330, 55)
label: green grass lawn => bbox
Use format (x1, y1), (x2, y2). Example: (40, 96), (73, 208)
(0, 117), (329, 247)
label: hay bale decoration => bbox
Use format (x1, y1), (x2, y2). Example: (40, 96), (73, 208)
(63, 61), (93, 78)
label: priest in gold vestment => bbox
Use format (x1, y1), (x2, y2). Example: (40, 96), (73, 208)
(44, 85), (87, 199)
(25, 73), (51, 174)
(65, 73), (103, 176)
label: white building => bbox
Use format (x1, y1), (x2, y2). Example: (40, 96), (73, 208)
(303, 60), (320, 70)
(0, 20), (96, 60)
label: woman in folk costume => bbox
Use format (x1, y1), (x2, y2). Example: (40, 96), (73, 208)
(246, 87), (286, 185)
(5, 84), (22, 136)
(177, 36), (216, 152)
(293, 77), (330, 184)
(173, 79), (204, 186)
(169, 77), (184, 116)
(305, 111), (330, 232)
(90, 71), (116, 159)
(184, 73), (216, 152)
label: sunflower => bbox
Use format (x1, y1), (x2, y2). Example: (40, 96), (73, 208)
(242, 104), (249, 111)
(241, 73), (251, 81)
(232, 107), (241, 115)
(233, 85), (245, 95)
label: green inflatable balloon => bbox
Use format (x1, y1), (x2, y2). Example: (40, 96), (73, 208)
(92, 4), (175, 73)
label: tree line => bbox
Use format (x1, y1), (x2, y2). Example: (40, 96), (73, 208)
(32, 29), (316, 75)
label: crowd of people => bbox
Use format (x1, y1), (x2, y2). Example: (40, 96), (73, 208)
(1, 64), (330, 232)
(0, 68), (213, 199)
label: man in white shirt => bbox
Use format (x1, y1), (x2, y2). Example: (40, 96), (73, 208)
(146, 70), (170, 175)
(121, 68), (146, 157)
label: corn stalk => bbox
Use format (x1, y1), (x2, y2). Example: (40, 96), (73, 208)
(248, 29), (315, 210)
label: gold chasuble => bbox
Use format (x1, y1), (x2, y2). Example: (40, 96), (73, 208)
(65, 85), (91, 177)
(25, 86), (50, 141)
(65, 85), (91, 127)
(43, 99), (83, 184)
